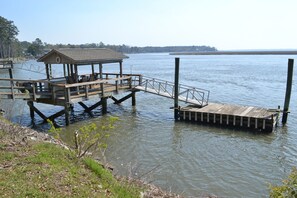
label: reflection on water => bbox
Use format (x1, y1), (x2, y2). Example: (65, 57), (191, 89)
(1, 54), (297, 197)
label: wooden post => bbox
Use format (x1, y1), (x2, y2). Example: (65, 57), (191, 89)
(101, 97), (107, 114)
(132, 91), (136, 106)
(174, 57), (180, 120)
(282, 59), (294, 124)
(91, 64), (95, 76)
(74, 64), (78, 83)
(63, 64), (66, 77)
(70, 64), (74, 82)
(119, 61), (123, 77)
(28, 101), (34, 120)
(74, 64), (79, 93)
(64, 103), (70, 126)
(99, 63), (103, 79)
(119, 61), (123, 85)
(64, 87), (70, 125)
(49, 64), (52, 79)
(67, 64), (70, 78)
(8, 69), (14, 100)
(46, 64), (50, 80)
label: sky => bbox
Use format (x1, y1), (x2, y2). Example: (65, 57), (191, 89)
(1, 0), (297, 50)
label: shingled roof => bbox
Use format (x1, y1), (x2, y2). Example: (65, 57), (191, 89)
(37, 48), (128, 65)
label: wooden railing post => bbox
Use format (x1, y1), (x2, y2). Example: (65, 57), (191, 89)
(32, 85), (36, 101)
(116, 80), (119, 92)
(10, 79), (15, 100)
(100, 83), (104, 97)
(85, 85), (89, 99)
(52, 86), (56, 102)
(129, 77), (132, 89)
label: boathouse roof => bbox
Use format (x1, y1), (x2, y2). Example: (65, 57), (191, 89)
(37, 48), (128, 65)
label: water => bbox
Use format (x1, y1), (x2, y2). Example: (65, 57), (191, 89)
(1, 54), (297, 197)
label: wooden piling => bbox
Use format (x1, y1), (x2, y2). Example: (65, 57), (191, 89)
(174, 58), (180, 120)
(101, 97), (107, 114)
(28, 101), (35, 120)
(64, 104), (70, 126)
(132, 91), (136, 106)
(282, 59), (294, 124)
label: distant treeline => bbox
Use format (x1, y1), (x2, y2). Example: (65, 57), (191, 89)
(46, 43), (217, 54)
(0, 15), (217, 59)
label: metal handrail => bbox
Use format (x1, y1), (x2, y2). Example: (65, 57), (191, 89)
(134, 76), (210, 107)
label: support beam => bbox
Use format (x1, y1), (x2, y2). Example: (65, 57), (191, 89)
(78, 100), (103, 114)
(27, 101), (47, 121)
(282, 59), (294, 124)
(174, 57), (180, 120)
(110, 96), (119, 103)
(47, 109), (66, 121)
(78, 102), (94, 117)
(27, 101), (67, 124)
(113, 93), (133, 104)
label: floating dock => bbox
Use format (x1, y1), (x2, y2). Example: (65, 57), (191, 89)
(178, 103), (279, 133)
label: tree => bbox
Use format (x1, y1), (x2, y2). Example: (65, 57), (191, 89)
(0, 16), (19, 59)
(27, 38), (44, 57)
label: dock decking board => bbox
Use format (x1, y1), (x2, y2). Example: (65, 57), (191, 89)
(179, 103), (279, 132)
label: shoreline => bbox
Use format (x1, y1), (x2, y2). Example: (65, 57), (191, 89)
(170, 50), (297, 55)
(0, 116), (196, 197)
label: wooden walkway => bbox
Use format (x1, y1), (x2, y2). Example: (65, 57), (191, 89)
(179, 103), (279, 132)
(0, 73), (142, 125)
(134, 76), (210, 107)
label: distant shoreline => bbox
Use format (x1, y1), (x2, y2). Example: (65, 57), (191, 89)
(170, 50), (297, 55)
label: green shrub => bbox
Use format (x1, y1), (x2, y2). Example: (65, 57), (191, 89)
(270, 168), (297, 197)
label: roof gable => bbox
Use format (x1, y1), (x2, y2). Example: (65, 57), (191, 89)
(38, 48), (128, 64)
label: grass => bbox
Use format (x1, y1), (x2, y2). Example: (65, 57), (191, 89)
(0, 137), (142, 197)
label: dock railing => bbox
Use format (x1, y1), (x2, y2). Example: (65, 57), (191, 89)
(134, 76), (210, 107)
(0, 73), (142, 102)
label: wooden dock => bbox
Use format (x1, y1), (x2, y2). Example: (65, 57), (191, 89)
(0, 54), (289, 133)
(178, 103), (279, 132)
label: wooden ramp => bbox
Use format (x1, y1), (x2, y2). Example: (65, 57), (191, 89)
(135, 86), (204, 106)
(134, 76), (210, 107)
(179, 103), (279, 133)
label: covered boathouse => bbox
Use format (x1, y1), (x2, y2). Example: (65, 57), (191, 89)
(0, 48), (142, 125)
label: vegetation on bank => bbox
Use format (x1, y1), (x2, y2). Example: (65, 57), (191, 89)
(0, 119), (141, 197)
(0, 116), (182, 197)
(0, 15), (217, 60)
(269, 168), (297, 198)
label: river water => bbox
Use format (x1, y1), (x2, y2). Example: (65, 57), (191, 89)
(1, 53), (297, 197)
